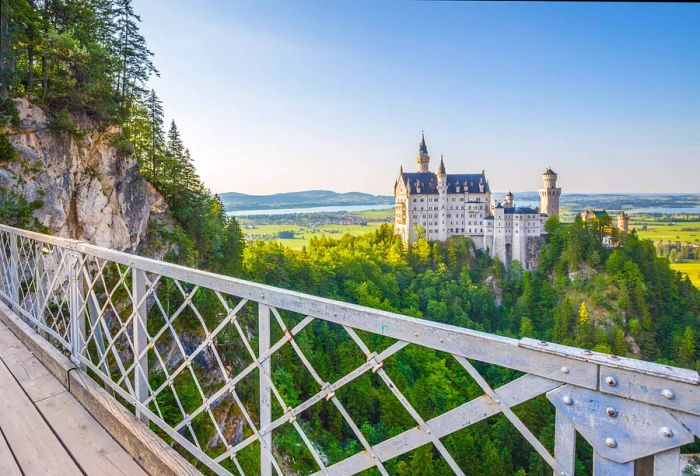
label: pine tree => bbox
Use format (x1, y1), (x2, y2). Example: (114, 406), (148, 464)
(145, 89), (165, 183)
(676, 327), (697, 368)
(112, 0), (157, 104)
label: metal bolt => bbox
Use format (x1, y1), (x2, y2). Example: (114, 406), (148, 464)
(562, 395), (573, 406)
(605, 407), (618, 418)
(605, 376), (617, 387)
(660, 427), (673, 438)
(560, 366), (570, 374)
(660, 388), (675, 400)
(605, 437), (617, 448)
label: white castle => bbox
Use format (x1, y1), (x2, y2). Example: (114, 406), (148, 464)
(394, 133), (561, 270)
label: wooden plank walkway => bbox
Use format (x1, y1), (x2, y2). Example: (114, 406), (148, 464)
(0, 321), (149, 475)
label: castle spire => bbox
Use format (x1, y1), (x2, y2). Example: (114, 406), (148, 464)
(416, 131), (430, 173)
(437, 155), (446, 176)
(419, 130), (428, 154)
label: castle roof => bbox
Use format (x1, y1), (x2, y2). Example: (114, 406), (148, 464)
(504, 206), (540, 215)
(543, 168), (557, 177)
(400, 172), (489, 194)
(585, 209), (609, 218)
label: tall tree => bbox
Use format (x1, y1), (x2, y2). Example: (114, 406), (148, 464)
(146, 88), (164, 182)
(112, 0), (156, 104)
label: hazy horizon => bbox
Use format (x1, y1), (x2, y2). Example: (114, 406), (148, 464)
(135, 1), (700, 196)
(221, 189), (700, 197)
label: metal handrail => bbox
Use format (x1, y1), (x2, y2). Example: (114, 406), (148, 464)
(0, 223), (697, 475)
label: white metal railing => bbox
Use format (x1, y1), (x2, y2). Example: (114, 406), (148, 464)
(0, 223), (697, 475)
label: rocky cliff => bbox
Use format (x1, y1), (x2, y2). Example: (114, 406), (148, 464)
(0, 98), (168, 253)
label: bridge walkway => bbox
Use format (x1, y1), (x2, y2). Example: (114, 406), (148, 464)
(0, 320), (148, 476)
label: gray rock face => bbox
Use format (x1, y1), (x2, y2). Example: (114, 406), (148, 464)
(1, 98), (168, 252)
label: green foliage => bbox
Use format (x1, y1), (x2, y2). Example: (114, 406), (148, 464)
(0, 0), (156, 123)
(0, 97), (20, 126)
(0, 190), (46, 231)
(47, 109), (83, 138)
(0, 132), (17, 161)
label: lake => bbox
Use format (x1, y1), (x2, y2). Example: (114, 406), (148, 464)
(227, 203), (394, 217)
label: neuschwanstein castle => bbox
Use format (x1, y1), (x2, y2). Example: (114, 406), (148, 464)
(394, 133), (561, 270)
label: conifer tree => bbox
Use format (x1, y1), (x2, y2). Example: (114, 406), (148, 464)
(146, 89), (164, 183)
(112, 0), (157, 104)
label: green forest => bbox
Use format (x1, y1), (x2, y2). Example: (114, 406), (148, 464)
(1, 1), (699, 475)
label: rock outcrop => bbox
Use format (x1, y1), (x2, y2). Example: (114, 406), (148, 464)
(1, 98), (168, 252)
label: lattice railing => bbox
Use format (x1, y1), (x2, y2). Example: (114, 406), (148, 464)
(0, 223), (697, 476)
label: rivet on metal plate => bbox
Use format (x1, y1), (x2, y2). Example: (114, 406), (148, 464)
(660, 427), (673, 438)
(660, 388), (675, 400)
(562, 395), (573, 406)
(560, 366), (570, 374)
(605, 437), (617, 448)
(605, 407), (618, 418)
(605, 376), (617, 387)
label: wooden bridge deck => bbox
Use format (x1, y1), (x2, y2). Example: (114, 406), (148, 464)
(0, 321), (148, 476)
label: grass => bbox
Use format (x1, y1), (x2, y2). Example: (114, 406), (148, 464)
(241, 222), (386, 249)
(670, 262), (700, 288)
(628, 218), (700, 287)
(633, 222), (700, 244)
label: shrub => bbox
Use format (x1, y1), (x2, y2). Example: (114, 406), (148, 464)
(0, 97), (20, 127)
(0, 133), (17, 162)
(48, 110), (84, 138)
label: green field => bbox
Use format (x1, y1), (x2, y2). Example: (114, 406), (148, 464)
(671, 262), (700, 287)
(241, 222), (386, 249)
(629, 218), (700, 287)
(633, 222), (700, 243)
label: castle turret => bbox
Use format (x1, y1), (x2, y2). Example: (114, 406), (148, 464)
(539, 168), (561, 217)
(617, 212), (629, 233)
(437, 155), (446, 181)
(437, 155), (447, 240)
(504, 191), (514, 208)
(417, 131), (430, 173)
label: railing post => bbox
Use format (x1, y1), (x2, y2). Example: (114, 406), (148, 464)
(8, 233), (19, 303)
(68, 250), (85, 364)
(133, 268), (149, 424)
(34, 243), (46, 332)
(653, 448), (681, 476)
(593, 453), (634, 476)
(259, 303), (272, 476)
(553, 408), (576, 476)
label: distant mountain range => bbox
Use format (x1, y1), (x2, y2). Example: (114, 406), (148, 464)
(219, 189), (700, 213)
(219, 190), (393, 211)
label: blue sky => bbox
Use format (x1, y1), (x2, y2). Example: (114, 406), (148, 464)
(134, 1), (700, 195)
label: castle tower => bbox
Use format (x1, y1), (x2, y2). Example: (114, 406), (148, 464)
(437, 155), (448, 240)
(617, 212), (629, 233)
(504, 191), (514, 208)
(539, 168), (561, 217)
(417, 131), (430, 173)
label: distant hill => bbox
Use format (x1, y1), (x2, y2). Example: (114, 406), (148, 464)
(219, 190), (393, 211)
